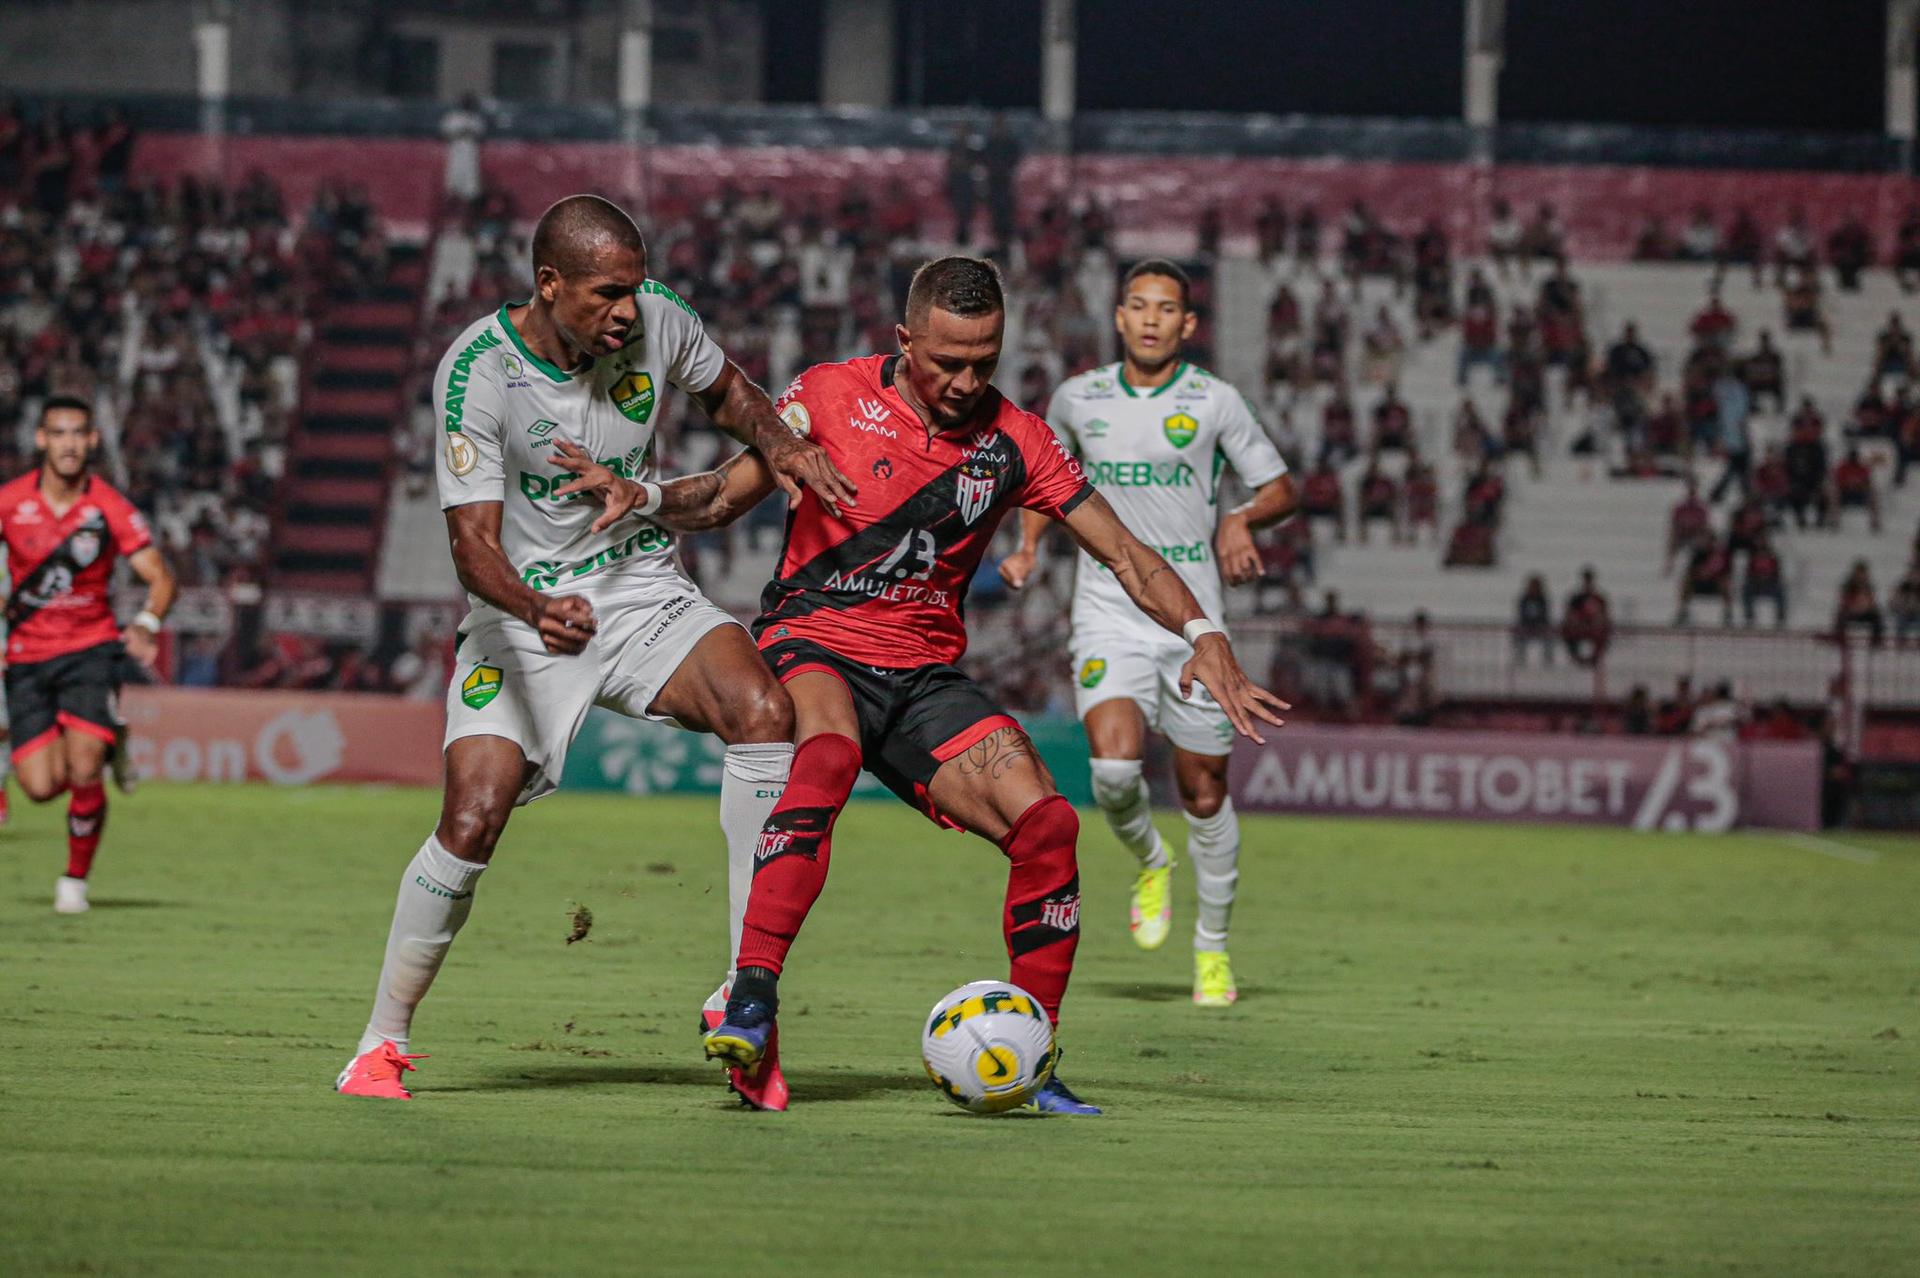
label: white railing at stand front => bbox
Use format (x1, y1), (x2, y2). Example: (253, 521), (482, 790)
(1231, 616), (1920, 710)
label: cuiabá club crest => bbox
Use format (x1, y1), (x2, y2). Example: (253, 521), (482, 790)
(611, 371), (656, 424)
(1163, 411), (1198, 449)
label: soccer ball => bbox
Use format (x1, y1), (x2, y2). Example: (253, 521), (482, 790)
(921, 980), (1056, 1113)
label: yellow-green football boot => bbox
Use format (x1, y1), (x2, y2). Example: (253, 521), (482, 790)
(1129, 863), (1173, 950)
(1193, 950), (1238, 1007)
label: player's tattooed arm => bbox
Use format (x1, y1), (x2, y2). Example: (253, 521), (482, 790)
(550, 440), (777, 532)
(445, 503), (595, 655)
(693, 362), (859, 516)
(1059, 490), (1205, 633)
(1059, 490), (1289, 743)
(652, 449), (779, 532)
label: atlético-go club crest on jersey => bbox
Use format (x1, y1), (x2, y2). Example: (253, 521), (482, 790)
(68, 523), (103, 568)
(956, 459), (997, 525)
(611, 371), (656, 424)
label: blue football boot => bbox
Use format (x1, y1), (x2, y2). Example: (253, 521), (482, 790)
(702, 997), (775, 1072)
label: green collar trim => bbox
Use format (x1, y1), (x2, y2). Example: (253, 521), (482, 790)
(1118, 360), (1188, 398)
(498, 303), (573, 384)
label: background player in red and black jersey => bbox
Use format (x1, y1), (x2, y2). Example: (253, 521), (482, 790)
(567, 257), (1288, 1113)
(0, 397), (176, 913)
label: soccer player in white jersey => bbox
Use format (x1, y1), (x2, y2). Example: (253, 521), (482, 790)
(335, 195), (855, 1106)
(1001, 259), (1298, 1007)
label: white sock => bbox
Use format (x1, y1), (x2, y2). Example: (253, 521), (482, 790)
(1089, 757), (1169, 870)
(357, 834), (487, 1055)
(1186, 799), (1240, 952)
(718, 742), (794, 992)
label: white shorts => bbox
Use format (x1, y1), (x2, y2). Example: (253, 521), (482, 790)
(1069, 622), (1234, 757)
(443, 581), (737, 804)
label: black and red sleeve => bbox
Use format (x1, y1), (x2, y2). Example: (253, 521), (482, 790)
(1009, 409), (1094, 518)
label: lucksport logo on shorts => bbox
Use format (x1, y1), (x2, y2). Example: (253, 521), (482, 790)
(1079, 657), (1107, 688)
(461, 664), (504, 710)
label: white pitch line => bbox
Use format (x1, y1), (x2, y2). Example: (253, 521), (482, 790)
(1773, 832), (1882, 865)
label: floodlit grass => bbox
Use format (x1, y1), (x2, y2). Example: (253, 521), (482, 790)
(1, 784), (1914, 1275)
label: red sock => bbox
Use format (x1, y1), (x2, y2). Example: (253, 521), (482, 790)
(1000, 795), (1081, 1026)
(735, 733), (862, 975)
(66, 781), (107, 879)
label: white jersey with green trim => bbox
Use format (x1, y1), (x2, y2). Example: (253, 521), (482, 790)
(434, 282), (727, 627)
(1046, 360), (1287, 633)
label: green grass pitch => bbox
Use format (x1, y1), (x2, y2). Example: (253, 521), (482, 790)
(1, 783), (1914, 1276)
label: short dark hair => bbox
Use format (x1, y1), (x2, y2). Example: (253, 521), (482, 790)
(531, 194), (646, 277)
(1119, 257), (1192, 310)
(38, 395), (93, 427)
(905, 256), (1004, 328)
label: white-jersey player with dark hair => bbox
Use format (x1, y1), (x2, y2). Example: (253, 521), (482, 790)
(333, 194), (855, 1108)
(1002, 258), (1299, 1007)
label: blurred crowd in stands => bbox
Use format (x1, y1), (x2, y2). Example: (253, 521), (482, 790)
(3, 100), (1915, 749)
(1, 102), (392, 594)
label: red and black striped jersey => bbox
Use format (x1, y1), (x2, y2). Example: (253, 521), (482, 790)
(755, 354), (1092, 667)
(0, 473), (152, 665)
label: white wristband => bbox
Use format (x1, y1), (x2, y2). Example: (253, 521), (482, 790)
(1183, 618), (1224, 646)
(132, 610), (164, 634)
(636, 481), (663, 516)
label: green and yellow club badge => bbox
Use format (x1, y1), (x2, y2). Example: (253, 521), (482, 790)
(1078, 658), (1108, 689)
(611, 371), (656, 424)
(461, 664), (503, 710)
(1162, 412), (1198, 449)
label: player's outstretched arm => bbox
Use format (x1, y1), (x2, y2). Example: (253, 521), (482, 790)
(693, 362), (857, 516)
(1216, 473), (1300, 585)
(445, 502), (595, 655)
(651, 449), (779, 533)
(1059, 490), (1289, 743)
(549, 441), (777, 533)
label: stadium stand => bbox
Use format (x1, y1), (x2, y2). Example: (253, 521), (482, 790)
(7, 105), (1920, 769)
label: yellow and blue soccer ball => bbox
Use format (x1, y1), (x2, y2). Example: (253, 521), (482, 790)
(921, 980), (1057, 1113)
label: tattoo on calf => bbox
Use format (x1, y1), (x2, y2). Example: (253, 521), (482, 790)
(956, 727), (1036, 781)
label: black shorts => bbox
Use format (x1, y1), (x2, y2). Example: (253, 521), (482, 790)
(760, 635), (1017, 827)
(5, 640), (124, 759)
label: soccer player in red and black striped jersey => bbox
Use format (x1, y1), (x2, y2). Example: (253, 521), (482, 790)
(0, 397), (175, 913)
(576, 257), (1288, 1113)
